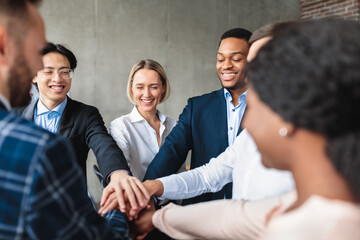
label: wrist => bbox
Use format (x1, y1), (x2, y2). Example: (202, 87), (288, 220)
(144, 180), (164, 197)
(110, 170), (129, 182)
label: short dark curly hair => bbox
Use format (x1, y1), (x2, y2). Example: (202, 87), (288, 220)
(219, 28), (252, 46)
(247, 18), (360, 200)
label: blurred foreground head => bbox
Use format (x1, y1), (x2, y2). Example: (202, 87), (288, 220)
(247, 18), (360, 200)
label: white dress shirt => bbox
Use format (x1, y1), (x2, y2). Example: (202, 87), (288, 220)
(224, 88), (247, 145)
(110, 106), (177, 180)
(159, 129), (294, 201)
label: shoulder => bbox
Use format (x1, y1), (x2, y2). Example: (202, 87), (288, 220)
(190, 89), (223, 101)
(188, 89), (224, 106)
(66, 98), (101, 119)
(164, 115), (177, 127)
(110, 113), (132, 128)
(265, 196), (360, 239)
(67, 98), (98, 111)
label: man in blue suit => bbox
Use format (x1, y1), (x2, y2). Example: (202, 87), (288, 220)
(144, 28), (252, 205)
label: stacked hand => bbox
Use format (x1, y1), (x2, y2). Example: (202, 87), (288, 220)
(98, 174), (164, 239)
(98, 171), (150, 219)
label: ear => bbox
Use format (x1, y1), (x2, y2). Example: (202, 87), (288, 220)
(0, 26), (8, 65)
(32, 76), (38, 84)
(287, 124), (297, 137)
(282, 123), (297, 138)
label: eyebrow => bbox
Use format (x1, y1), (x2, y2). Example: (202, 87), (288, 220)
(43, 66), (71, 70)
(217, 51), (246, 56)
(134, 83), (160, 86)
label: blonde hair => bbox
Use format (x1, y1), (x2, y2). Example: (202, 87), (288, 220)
(127, 59), (170, 105)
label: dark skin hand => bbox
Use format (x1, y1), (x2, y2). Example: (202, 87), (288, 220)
(130, 198), (156, 240)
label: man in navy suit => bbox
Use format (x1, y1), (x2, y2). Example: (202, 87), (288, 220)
(144, 28), (252, 205)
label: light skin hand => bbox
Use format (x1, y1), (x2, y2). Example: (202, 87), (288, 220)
(98, 171), (150, 218)
(99, 191), (150, 220)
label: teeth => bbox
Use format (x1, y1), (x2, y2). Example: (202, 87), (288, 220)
(142, 100), (152, 103)
(51, 86), (63, 90)
(224, 73), (235, 76)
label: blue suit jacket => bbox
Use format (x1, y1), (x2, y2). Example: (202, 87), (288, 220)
(145, 88), (237, 205)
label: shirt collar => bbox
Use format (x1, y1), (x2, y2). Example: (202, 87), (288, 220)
(129, 106), (165, 124)
(223, 88), (248, 102)
(36, 97), (68, 116)
(0, 94), (11, 110)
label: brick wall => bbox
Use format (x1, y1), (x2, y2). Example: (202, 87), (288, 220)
(300, 0), (360, 20)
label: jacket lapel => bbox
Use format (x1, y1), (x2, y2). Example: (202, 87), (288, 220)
(215, 89), (228, 151)
(56, 97), (74, 138)
(21, 100), (37, 121)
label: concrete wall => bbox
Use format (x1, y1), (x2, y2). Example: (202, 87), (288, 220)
(39, 0), (300, 203)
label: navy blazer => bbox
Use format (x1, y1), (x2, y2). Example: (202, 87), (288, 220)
(144, 88), (237, 205)
(21, 97), (130, 178)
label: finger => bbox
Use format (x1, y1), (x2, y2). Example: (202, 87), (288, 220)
(134, 179), (151, 200)
(113, 183), (127, 213)
(99, 193), (117, 213)
(100, 185), (114, 206)
(122, 180), (139, 213)
(129, 179), (147, 207)
(98, 198), (119, 216)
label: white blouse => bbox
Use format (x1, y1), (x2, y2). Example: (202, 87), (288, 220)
(110, 106), (177, 180)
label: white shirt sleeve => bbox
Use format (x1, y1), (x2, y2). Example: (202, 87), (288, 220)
(157, 130), (247, 200)
(109, 119), (131, 169)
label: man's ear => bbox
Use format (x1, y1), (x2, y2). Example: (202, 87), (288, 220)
(32, 76), (37, 84)
(0, 26), (7, 65)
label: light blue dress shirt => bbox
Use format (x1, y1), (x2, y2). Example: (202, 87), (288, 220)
(34, 98), (67, 133)
(224, 88), (247, 145)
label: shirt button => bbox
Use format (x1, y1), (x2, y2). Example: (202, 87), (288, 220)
(230, 127), (233, 130)
(232, 109), (235, 112)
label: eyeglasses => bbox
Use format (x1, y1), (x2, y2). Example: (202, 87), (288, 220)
(40, 68), (74, 80)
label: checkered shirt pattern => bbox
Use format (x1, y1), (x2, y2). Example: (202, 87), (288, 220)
(0, 110), (129, 239)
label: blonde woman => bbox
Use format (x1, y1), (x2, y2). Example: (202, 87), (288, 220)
(110, 59), (176, 180)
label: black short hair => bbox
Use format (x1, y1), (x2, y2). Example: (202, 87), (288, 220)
(247, 18), (360, 200)
(42, 43), (77, 70)
(219, 28), (252, 46)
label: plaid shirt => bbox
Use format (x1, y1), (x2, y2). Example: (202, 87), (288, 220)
(0, 108), (129, 239)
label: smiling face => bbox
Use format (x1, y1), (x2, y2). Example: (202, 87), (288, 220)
(216, 37), (249, 91)
(131, 68), (165, 115)
(33, 52), (72, 110)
